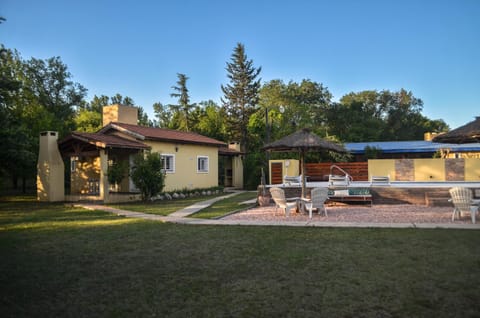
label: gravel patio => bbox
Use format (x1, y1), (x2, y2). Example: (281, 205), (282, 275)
(222, 203), (475, 224)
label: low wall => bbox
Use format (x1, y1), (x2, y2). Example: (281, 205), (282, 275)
(369, 158), (480, 182)
(261, 185), (480, 207)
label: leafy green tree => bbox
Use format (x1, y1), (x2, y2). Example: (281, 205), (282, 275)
(327, 91), (386, 142)
(130, 152), (165, 201)
(74, 109), (102, 132)
(22, 56), (87, 136)
(328, 89), (449, 142)
(258, 79), (332, 141)
(107, 160), (128, 190)
(193, 100), (227, 141)
(153, 102), (171, 128)
(221, 43), (261, 152)
(0, 46), (86, 191)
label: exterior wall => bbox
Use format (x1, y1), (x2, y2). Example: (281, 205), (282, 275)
(231, 156), (244, 188)
(268, 159), (300, 184)
(368, 158), (480, 181)
(414, 159), (445, 181)
(102, 104), (138, 126)
(71, 156), (101, 194)
(368, 159), (395, 181)
(445, 159), (464, 181)
(37, 131), (65, 202)
(146, 141), (219, 191)
(465, 158), (480, 181)
(228, 142), (244, 189)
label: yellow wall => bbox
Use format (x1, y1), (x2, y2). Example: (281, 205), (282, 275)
(368, 158), (480, 181)
(71, 156), (101, 194)
(368, 159), (395, 181)
(147, 141), (219, 191)
(268, 159), (300, 184)
(231, 156), (243, 188)
(414, 159), (445, 181)
(465, 158), (480, 181)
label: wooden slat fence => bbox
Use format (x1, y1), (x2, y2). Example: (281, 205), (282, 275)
(305, 162), (369, 181)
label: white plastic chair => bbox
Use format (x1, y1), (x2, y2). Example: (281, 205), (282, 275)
(449, 187), (478, 223)
(309, 187), (329, 217)
(269, 187), (297, 217)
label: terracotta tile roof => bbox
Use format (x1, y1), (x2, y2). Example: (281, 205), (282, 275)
(104, 122), (226, 147)
(62, 132), (149, 150)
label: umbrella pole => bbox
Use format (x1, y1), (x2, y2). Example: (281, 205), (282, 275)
(301, 150), (306, 198)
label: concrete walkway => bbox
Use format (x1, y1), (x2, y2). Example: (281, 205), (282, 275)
(77, 193), (480, 230)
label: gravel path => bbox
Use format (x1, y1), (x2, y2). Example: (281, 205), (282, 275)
(222, 204), (474, 224)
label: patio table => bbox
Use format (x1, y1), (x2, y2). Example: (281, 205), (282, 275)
(297, 198), (313, 219)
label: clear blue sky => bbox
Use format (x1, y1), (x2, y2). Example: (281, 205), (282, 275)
(2, 0), (479, 130)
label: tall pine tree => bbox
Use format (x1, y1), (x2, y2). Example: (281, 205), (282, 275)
(170, 73), (192, 131)
(221, 43), (261, 152)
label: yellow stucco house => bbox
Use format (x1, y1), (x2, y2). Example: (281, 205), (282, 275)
(37, 104), (243, 203)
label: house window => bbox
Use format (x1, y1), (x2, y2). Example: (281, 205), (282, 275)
(161, 154), (175, 173)
(197, 156), (209, 173)
(70, 157), (78, 172)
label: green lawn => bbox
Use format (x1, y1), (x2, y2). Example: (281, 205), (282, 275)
(111, 193), (226, 216)
(190, 191), (257, 219)
(1, 197), (480, 317)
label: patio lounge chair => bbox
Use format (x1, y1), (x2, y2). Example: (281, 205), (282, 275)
(449, 187), (479, 223)
(269, 187), (297, 217)
(283, 174), (302, 185)
(309, 187), (329, 217)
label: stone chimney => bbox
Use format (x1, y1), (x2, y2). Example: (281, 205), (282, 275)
(228, 142), (242, 152)
(102, 104), (138, 127)
(37, 131), (65, 202)
(424, 132), (440, 141)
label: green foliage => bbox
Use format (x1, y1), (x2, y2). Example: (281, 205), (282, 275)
(107, 160), (128, 186)
(327, 89), (449, 142)
(169, 73), (193, 131)
(193, 100), (227, 141)
(130, 152), (165, 201)
(364, 146), (382, 159)
(74, 108), (102, 132)
(221, 43), (262, 151)
(0, 46), (86, 190)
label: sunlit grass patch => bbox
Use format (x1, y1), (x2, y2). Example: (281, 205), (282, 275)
(191, 191), (257, 219)
(111, 193), (225, 215)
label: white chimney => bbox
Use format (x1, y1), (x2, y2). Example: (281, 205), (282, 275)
(37, 131), (65, 202)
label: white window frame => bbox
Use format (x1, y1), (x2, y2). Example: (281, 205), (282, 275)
(161, 154), (175, 173)
(197, 156), (209, 173)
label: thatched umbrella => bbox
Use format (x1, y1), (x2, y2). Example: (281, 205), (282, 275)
(433, 116), (480, 144)
(263, 128), (347, 198)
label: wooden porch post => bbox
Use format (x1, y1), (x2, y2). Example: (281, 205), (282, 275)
(99, 149), (109, 203)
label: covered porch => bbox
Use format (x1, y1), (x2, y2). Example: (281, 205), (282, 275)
(58, 132), (149, 203)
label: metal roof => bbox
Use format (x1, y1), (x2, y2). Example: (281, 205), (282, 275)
(345, 140), (480, 154)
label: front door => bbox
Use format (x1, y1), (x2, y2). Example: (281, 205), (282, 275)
(270, 162), (283, 184)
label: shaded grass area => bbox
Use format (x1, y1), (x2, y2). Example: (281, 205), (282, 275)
(110, 193), (225, 216)
(190, 191), (257, 219)
(1, 197), (480, 317)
